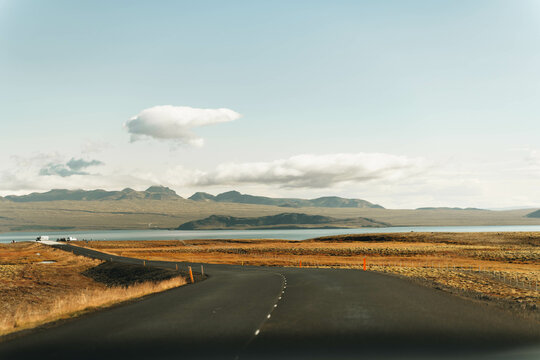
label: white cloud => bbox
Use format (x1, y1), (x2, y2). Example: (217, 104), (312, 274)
(39, 158), (104, 177)
(177, 153), (425, 188)
(3, 150), (538, 209)
(124, 105), (241, 146)
(0, 154), (107, 194)
(0, 161), (142, 195)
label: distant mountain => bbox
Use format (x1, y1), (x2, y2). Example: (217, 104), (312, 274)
(189, 192), (216, 202)
(188, 190), (384, 209)
(526, 209), (540, 218)
(416, 207), (485, 211)
(4, 186), (182, 202)
(177, 213), (389, 230)
(143, 186), (180, 200)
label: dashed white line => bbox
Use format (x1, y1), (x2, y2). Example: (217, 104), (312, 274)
(244, 273), (287, 352)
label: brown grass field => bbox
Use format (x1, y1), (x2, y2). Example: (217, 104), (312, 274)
(74, 232), (540, 315)
(0, 242), (187, 337)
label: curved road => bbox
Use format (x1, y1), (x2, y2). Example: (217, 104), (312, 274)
(1, 244), (539, 359)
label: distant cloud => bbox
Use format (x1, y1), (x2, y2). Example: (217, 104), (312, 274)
(124, 105), (241, 146)
(40, 158), (104, 177)
(180, 153), (425, 188)
(66, 158), (103, 171)
(81, 139), (112, 154)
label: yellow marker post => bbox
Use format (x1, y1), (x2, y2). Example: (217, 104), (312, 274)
(363, 257), (366, 271)
(189, 266), (194, 283)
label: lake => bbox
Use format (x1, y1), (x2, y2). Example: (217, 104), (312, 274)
(1, 225), (540, 243)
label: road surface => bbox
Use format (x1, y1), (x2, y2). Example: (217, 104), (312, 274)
(0, 244), (539, 359)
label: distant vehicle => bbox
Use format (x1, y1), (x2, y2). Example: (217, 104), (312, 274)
(36, 236), (49, 241)
(58, 236), (77, 242)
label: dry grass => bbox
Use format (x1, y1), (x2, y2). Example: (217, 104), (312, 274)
(0, 277), (186, 337)
(0, 242), (186, 337)
(74, 232), (540, 311)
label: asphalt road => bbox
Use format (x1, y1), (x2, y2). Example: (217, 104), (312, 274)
(1, 244), (539, 359)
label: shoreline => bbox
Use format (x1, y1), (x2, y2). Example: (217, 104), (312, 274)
(2, 226), (540, 243)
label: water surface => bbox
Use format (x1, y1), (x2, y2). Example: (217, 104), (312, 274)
(1, 225), (540, 243)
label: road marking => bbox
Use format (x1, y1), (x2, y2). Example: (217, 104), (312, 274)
(236, 272), (286, 359)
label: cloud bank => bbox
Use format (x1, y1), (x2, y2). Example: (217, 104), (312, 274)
(2, 150), (539, 208)
(179, 153), (424, 188)
(124, 105), (241, 146)
(39, 158), (104, 177)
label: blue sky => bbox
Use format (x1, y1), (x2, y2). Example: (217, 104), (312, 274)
(1, 0), (539, 208)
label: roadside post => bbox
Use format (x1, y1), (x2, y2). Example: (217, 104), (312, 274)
(189, 266), (194, 283)
(201, 265), (204, 277)
(363, 257), (366, 271)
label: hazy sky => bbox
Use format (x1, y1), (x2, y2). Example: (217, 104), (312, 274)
(1, 0), (539, 208)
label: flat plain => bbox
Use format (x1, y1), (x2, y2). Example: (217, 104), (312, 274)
(0, 198), (539, 232)
(75, 232), (540, 317)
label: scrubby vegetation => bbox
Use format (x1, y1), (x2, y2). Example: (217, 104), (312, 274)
(0, 243), (186, 337)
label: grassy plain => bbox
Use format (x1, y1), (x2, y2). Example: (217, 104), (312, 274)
(75, 232), (540, 314)
(0, 199), (539, 232)
(0, 242), (187, 337)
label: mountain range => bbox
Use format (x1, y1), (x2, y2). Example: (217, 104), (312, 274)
(1, 188), (539, 233)
(4, 186), (181, 202)
(2, 187), (383, 209)
(189, 190), (383, 209)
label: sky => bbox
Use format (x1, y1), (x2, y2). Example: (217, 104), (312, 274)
(1, 0), (539, 209)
